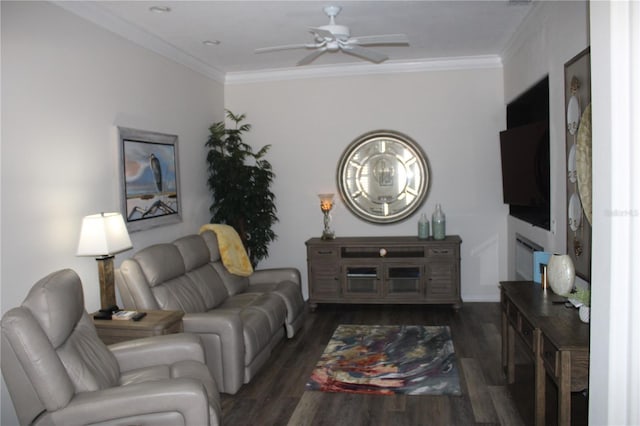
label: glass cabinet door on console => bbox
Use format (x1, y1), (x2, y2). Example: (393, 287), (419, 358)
(342, 265), (381, 298)
(385, 264), (422, 298)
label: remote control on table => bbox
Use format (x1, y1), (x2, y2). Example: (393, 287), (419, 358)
(132, 312), (147, 321)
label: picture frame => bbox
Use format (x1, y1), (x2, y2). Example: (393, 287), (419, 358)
(118, 127), (182, 232)
(563, 47), (591, 282)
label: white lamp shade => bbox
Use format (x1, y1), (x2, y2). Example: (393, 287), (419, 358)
(318, 193), (334, 202)
(77, 212), (132, 257)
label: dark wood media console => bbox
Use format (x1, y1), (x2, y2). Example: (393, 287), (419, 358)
(305, 236), (462, 311)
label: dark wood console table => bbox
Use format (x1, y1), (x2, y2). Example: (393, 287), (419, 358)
(306, 236), (461, 311)
(500, 281), (590, 426)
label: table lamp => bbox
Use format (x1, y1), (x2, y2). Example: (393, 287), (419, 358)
(77, 212), (132, 309)
(318, 193), (335, 240)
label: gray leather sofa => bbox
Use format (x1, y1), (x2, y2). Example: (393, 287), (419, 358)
(115, 231), (305, 394)
(1, 269), (221, 426)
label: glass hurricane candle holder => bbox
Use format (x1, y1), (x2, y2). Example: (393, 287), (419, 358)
(318, 193), (335, 240)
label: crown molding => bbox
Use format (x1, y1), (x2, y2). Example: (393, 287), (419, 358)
(53, 2), (502, 86)
(53, 1), (226, 83)
(501, 0), (543, 64)
(225, 55), (503, 85)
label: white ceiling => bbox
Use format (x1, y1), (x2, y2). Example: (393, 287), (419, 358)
(56, 1), (534, 80)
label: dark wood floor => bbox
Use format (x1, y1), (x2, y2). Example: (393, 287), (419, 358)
(220, 303), (588, 426)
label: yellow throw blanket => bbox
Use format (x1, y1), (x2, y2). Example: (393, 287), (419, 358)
(199, 224), (254, 277)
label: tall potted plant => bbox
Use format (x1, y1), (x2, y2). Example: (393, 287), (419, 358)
(205, 110), (277, 266)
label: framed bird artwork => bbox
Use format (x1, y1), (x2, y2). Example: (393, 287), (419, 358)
(118, 127), (182, 232)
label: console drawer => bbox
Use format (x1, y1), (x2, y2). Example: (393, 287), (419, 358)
(427, 247), (455, 258)
(519, 315), (536, 353)
(308, 247), (339, 259)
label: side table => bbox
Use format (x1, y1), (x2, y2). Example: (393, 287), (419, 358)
(92, 310), (184, 345)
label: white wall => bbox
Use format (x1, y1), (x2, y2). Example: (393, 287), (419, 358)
(225, 67), (508, 302)
(502, 1), (589, 271)
(590, 2), (640, 424)
(1, 2), (224, 424)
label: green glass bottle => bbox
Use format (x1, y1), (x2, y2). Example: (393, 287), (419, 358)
(432, 204), (446, 240)
(418, 213), (430, 239)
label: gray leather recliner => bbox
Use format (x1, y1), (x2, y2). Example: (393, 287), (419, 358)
(1, 269), (222, 426)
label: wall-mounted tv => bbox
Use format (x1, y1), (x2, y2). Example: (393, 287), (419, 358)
(499, 76), (550, 230)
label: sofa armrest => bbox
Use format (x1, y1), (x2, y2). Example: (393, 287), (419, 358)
(109, 333), (205, 372)
(47, 378), (211, 426)
(181, 310), (245, 394)
(249, 268), (301, 286)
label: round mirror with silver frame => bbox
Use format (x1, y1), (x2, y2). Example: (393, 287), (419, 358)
(337, 130), (430, 224)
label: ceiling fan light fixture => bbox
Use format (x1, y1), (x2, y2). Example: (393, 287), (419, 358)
(323, 5), (342, 19)
(255, 4), (408, 66)
(318, 5), (349, 39)
(318, 24), (350, 40)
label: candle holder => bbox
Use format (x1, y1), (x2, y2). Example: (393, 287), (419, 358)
(318, 193), (335, 240)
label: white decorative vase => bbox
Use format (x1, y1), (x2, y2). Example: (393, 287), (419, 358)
(547, 254), (575, 296)
(579, 305), (590, 323)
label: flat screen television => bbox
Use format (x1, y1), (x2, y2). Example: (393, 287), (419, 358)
(499, 76), (550, 230)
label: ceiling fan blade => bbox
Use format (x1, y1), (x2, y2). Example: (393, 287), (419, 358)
(309, 27), (336, 41)
(297, 48), (328, 66)
(255, 43), (315, 54)
(348, 34), (409, 46)
(340, 45), (388, 63)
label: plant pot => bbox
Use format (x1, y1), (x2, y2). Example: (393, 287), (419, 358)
(547, 254), (575, 296)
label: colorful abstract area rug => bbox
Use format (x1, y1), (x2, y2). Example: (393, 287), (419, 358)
(306, 324), (461, 396)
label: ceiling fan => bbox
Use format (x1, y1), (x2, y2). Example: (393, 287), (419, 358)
(255, 5), (409, 66)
